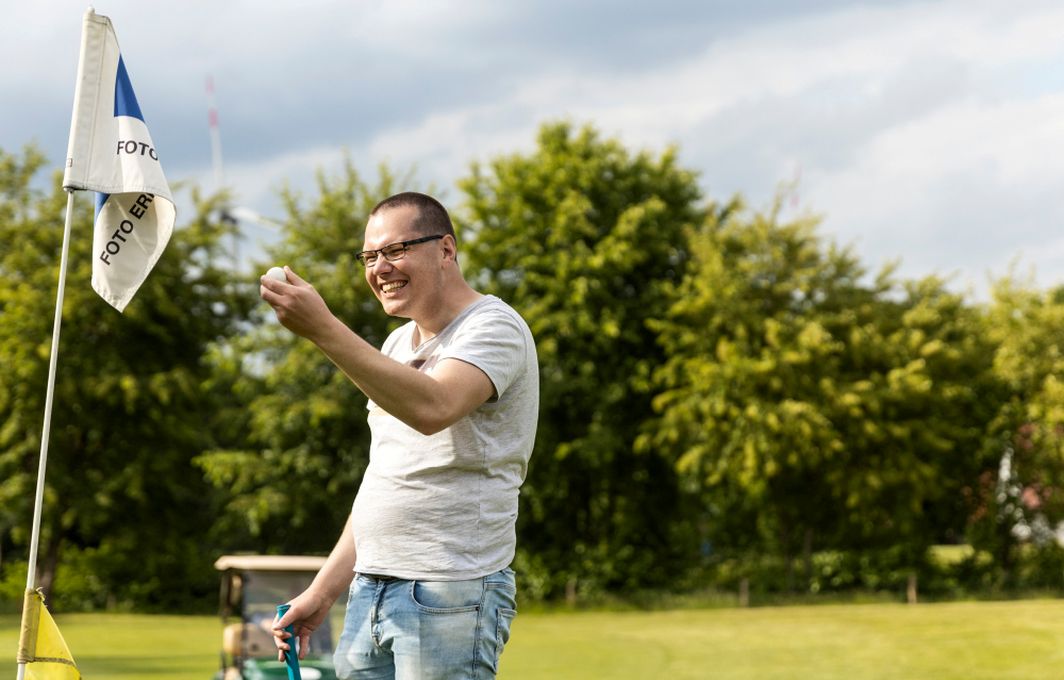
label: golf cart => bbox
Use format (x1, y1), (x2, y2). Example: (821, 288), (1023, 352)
(213, 555), (340, 680)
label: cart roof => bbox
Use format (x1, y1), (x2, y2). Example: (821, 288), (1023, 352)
(213, 555), (327, 572)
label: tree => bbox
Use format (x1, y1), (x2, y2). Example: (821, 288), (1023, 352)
(0, 145), (250, 609)
(458, 122), (706, 596)
(645, 197), (998, 590)
(974, 277), (1064, 582)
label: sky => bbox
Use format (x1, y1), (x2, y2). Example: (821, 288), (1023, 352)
(4, 0), (1064, 298)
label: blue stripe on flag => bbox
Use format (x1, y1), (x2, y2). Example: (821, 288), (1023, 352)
(114, 56), (144, 121)
(94, 191), (109, 219)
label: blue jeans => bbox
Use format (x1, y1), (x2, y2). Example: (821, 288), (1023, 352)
(334, 568), (517, 680)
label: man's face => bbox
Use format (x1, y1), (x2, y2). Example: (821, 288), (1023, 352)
(361, 205), (443, 318)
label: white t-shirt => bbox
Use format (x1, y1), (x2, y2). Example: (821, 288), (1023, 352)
(350, 295), (539, 580)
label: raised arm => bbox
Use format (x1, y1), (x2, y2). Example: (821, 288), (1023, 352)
(260, 269), (494, 435)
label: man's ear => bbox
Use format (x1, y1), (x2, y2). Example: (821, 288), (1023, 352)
(441, 234), (459, 263)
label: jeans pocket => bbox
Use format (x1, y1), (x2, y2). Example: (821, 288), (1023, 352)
(410, 579), (482, 614)
(493, 607), (517, 671)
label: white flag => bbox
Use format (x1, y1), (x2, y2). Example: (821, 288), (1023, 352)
(63, 8), (175, 313)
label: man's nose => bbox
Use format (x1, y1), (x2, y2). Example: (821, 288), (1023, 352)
(370, 256), (394, 273)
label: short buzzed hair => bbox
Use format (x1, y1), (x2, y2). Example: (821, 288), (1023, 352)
(370, 192), (456, 241)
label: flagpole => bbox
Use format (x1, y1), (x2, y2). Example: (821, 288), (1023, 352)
(17, 189), (76, 680)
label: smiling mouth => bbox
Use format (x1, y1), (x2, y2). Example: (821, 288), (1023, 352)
(380, 281), (407, 294)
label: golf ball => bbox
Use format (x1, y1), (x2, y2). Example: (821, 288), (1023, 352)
(265, 266), (287, 282)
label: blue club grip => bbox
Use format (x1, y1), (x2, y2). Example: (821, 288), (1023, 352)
(276, 603), (302, 680)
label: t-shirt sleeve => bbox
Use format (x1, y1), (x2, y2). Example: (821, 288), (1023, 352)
(440, 305), (529, 400)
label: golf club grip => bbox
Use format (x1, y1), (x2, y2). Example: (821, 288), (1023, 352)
(276, 603), (302, 680)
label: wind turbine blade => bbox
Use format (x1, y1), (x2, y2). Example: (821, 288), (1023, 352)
(229, 206), (282, 231)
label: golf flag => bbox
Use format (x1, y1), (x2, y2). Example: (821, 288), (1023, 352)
(63, 7), (175, 312)
(17, 589), (80, 680)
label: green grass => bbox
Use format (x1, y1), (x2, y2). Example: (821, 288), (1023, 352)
(2, 613), (220, 678)
(501, 600), (1064, 679)
(3, 599), (1064, 679)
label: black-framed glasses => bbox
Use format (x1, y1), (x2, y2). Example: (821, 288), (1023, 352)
(355, 234), (444, 267)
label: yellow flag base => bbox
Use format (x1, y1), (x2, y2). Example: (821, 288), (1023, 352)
(17, 589), (81, 679)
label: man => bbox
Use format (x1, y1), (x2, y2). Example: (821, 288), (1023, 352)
(260, 192), (538, 679)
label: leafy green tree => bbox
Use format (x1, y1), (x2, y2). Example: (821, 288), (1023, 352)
(974, 278), (1064, 581)
(0, 145), (250, 609)
(646, 198), (998, 589)
(843, 276), (1000, 577)
(195, 161), (405, 555)
(646, 198), (865, 584)
(458, 122), (706, 597)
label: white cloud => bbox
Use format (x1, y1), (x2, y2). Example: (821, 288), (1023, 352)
(812, 98), (1064, 286)
(9, 0), (1064, 295)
